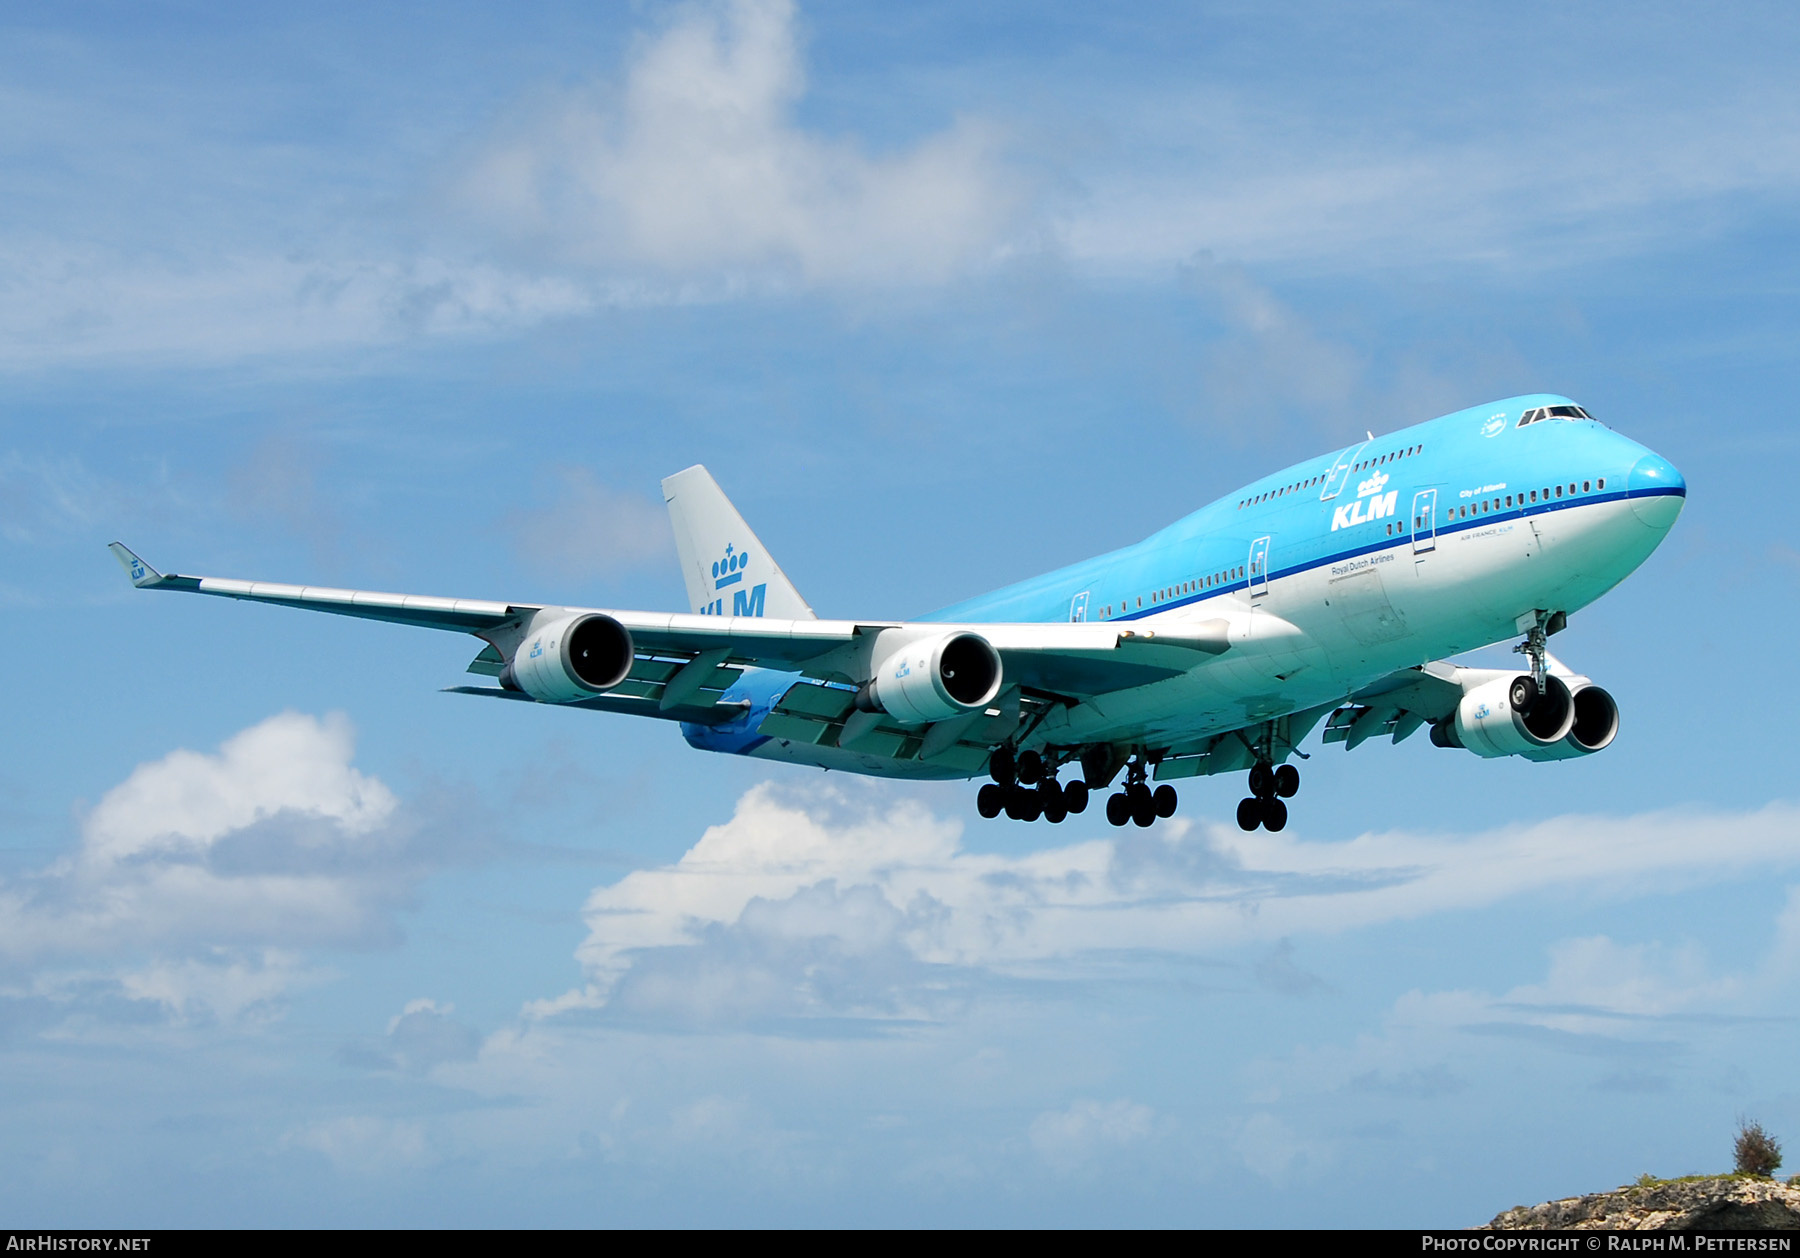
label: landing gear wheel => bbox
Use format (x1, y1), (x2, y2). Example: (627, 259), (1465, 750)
(1016, 749), (1044, 786)
(1043, 800), (1068, 824)
(1063, 781), (1090, 815)
(1237, 798), (1263, 831)
(989, 744), (1016, 786)
(1262, 797), (1289, 832)
(1509, 674), (1539, 714)
(977, 783), (1005, 819)
(1005, 789), (1027, 821)
(1130, 785), (1156, 828)
(1039, 780), (1064, 814)
(1248, 763), (1276, 798)
(1106, 793), (1131, 827)
(1153, 784), (1177, 818)
(1017, 788), (1043, 823)
(1273, 765), (1299, 799)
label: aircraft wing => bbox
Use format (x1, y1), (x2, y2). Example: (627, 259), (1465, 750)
(1318, 661), (1468, 749)
(1144, 662), (1468, 783)
(109, 544), (1232, 713)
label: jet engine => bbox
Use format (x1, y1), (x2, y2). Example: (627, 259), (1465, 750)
(502, 612), (634, 703)
(1515, 677), (1620, 761)
(860, 632), (1003, 726)
(1430, 673), (1575, 758)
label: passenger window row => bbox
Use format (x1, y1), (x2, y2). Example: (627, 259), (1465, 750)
(1101, 565), (1245, 618)
(1381, 477), (1608, 535)
(1237, 443), (1425, 510)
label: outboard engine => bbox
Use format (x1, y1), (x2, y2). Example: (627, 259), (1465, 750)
(502, 612), (634, 703)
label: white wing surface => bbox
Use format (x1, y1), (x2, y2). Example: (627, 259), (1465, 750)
(108, 544), (1232, 715)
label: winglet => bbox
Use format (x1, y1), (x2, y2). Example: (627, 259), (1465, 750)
(108, 542), (167, 588)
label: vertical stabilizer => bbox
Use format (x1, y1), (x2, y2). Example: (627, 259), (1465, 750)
(661, 465), (817, 620)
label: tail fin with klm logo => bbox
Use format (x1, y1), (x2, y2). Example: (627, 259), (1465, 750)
(660, 465), (817, 620)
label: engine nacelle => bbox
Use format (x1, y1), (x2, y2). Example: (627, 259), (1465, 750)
(1431, 673), (1575, 758)
(503, 612), (633, 703)
(863, 632), (1003, 726)
(1515, 678), (1620, 761)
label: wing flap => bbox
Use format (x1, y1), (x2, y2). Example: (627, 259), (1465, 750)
(1152, 705), (1333, 780)
(1325, 661), (1469, 749)
(467, 644), (505, 676)
(757, 712), (835, 745)
(772, 682), (858, 720)
(443, 686), (748, 726)
(759, 681), (1030, 768)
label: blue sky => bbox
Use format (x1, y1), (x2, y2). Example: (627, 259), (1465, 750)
(4, 0), (1799, 1226)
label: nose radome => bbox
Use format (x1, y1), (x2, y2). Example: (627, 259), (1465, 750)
(1628, 452), (1686, 529)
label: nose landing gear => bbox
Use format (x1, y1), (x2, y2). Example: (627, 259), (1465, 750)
(1237, 762), (1298, 832)
(1511, 608), (1567, 707)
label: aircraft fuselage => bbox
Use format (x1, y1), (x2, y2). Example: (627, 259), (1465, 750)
(687, 394), (1686, 779)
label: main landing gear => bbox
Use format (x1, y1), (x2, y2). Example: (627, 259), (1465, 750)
(1236, 762), (1298, 832)
(979, 746), (1182, 827)
(1103, 759), (1176, 829)
(977, 745), (1090, 824)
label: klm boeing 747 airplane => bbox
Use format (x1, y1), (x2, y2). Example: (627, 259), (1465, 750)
(112, 394), (1684, 832)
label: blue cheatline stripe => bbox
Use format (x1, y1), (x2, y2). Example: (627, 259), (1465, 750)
(1110, 485), (1683, 622)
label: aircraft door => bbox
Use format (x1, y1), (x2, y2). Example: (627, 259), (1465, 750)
(1248, 536), (1271, 597)
(1069, 591), (1089, 623)
(1411, 489), (1438, 555)
(1319, 440), (1371, 501)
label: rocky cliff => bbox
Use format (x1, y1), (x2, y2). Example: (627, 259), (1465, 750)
(1485, 1177), (1800, 1230)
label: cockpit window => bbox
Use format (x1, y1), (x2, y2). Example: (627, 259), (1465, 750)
(1517, 404), (1592, 427)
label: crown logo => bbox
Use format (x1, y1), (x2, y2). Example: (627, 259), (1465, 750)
(1355, 469), (1390, 499)
(711, 542), (751, 590)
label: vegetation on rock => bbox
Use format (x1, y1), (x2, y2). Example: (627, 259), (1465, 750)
(1735, 1118), (1783, 1178)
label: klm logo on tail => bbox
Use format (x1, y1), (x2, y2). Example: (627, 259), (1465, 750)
(1331, 469), (1398, 532)
(700, 542), (767, 617)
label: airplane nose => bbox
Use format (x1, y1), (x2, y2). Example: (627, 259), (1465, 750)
(1627, 452), (1686, 530)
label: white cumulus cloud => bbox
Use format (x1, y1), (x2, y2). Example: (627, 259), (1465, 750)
(80, 711), (395, 867)
(0, 712), (444, 1026)
(532, 782), (1800, 1027)
(453, 0), (1023, 288)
